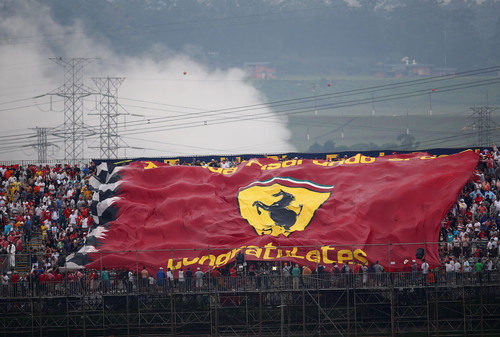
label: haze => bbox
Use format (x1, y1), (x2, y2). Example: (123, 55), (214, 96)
(1, 0), (499, 161)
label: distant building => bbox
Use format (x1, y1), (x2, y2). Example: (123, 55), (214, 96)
(244, 62), (276, 80)
(410, 64), (431, 76)
(374, 63), (456, 78)
(433, 67), (457, 76)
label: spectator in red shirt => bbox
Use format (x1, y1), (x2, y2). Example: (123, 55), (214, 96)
(11, 272), (18, 296)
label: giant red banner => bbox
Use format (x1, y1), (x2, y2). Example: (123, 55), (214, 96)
(70, 151), (478, 272)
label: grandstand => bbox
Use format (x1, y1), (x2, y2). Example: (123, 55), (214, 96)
(0, 149), (499, 336)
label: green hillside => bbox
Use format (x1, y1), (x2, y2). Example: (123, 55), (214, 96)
(254, 77), (500, 152)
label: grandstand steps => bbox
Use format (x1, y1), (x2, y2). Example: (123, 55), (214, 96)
(27, 236), (44, 250)
(14, 254), (28, 273)
(6, 226), (45, 274)
(21, 224), (45, 271)
(29, 224), (44, 248)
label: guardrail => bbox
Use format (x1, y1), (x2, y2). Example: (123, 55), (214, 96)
(0, 159), (92, 166)
(0, 270), (498, 298)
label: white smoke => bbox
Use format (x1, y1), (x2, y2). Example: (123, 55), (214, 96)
(342, 0), (361, 7)
(0, 1), (294, 161)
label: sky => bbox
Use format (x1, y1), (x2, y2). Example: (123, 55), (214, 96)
(1, 0), (499, 161)
(0, 1), (294, 161)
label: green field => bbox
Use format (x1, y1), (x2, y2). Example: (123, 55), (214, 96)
(254, 76), (500, 152)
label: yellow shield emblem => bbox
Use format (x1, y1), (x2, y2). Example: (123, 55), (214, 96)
(237, 177), (333, 237)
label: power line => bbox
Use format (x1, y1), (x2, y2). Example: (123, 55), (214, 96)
(0, 97), (40, 106)
(400, 128), (500, 149)
(1, 66), (498, 136)
(0, 135), (62, 151)
(1, 65), (499, 157)
(121, 136), (235, 153)
(124, 128), (500, 156)
(114, 65), (500, 127)
(0, 100), (63, 112)
(95, 66), (500, 133)
(0, 133), (36, 140)
(85, 99), (483, 138)
(114, 77), (500, 137)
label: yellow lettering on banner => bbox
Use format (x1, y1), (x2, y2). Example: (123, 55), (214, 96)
(215, 252), (232, 267)
(266, 163), (281, 170)
(183, 257), (199, 266)
(321, 246), (336, 264)
(163, 159), (180, 165)
(353, 249), (368, 264)
(313, 160), (329, 166)
(306, 250), (321, 263)
(199, 255), (216, 266)
(345, 154), (361, 164)
(263, 243), (277, 259)
(230, 247), (245, 258)
(285, 247), (304, 259)
(337, 249), (353, 264)
(223, 168), (237, 175)
(420, 155), (436, 160)
(281, 160), (296, 168)
(113, 159), (132, 165)
(360, 155), (375, 164)
(328, 156), (371, 166)
(207, 167), (223, 174)
(144, 161), (158, 169)
(298, 159), (303, 165)
(326, 154), (338, 161)
(167, 259), (182, 270)
(245, 159), (263, 167)
(245, 246), (263, 258)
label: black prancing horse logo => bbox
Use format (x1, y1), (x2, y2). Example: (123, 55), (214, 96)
(252, 190), (303, 230)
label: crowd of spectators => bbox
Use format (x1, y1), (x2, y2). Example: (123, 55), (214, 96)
(0, 149), (499, 297)
(0, 163), (96, 274)
(439, 147), (499, 268)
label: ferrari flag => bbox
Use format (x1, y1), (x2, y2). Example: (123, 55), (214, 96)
(70, 151), (478, 272)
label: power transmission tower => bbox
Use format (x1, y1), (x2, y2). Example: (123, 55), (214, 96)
(33, 127), (48, 163)
(469, 106), (496, 147)
(50, 57), (97, 162)
(91, 77), (126, 159)
(29, 127), (59, 163)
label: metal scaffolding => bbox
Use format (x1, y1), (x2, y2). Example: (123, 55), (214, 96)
(0, 281), (498, 336)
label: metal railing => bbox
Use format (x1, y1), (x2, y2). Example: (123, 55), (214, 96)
(0, 270), (498, 298)
(0, 158), (92, 166)
(1, 239), (497, 298)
